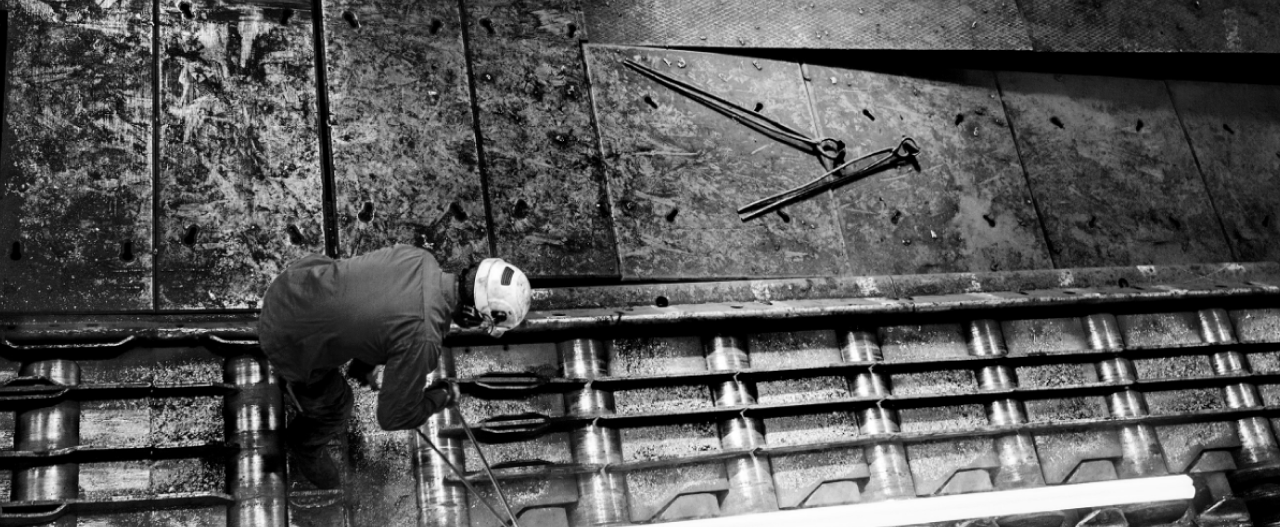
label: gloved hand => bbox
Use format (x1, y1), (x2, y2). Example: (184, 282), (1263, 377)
(347, 360), (380, 391)
(423, 378), (459, 413)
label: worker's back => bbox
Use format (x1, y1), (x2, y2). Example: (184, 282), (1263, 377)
(259, 244), (457, 386)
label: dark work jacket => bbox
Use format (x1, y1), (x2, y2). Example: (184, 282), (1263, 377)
(259, 245), (457, 431)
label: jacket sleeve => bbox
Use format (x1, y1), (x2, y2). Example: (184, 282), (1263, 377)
(376, 332), (441, 431)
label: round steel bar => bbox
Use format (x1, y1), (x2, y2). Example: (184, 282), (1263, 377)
(418, 347), (470, 527)
(224, 354), (286, 527)
(965, 320), (1046, 493)
(705, 335), (778, 515)
(840, 329), (914, 502)
(559, 338), (629, 527)
(13, 359), (79, 527)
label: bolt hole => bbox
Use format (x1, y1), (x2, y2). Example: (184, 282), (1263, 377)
(1063, 290), (1076, 295)
(566, 22), (577, 38)
(643, 95), (658, 109)
(513, 199), (530, 219)
(119, 240), (135, 262)
(655, 296), (669, 308)
(358, 201), (375, 222)
(982, 214), (996, 227)
(449, 201), (468, 222)
(280, 8), (294, 25)
(429, 18), (443, 35)
(753, 102), (764, 113)
(552, 313), (567, 317)
(730, 304), (743, 309)
(665, 208), (679, 222)
(286, 224), (306, 245)
(479, 17), (495, 35)
(182, 224), (200, 247)
(777, 209), (790, 223)
(862, 109), (876, 121)
(1135, 119), (1144, 132)
(1216, 284), (1230, 288)
(178, 1), (193, 18)
(1050, 116), (1065, 129)
(954, 113), (965, 126)
(1087, 215), (1099, 229)
(342, 10), (360, 28)
(9, 241), (21, 261)
(1117, 278), (1130, 288)
(1223, 123), (1235, 135)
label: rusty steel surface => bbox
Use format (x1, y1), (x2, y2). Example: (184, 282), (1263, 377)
(587, 45), (847, 280)
(997, 72), (1231, 268)
(1016, 0), (1280, 53)
(0, 0), (154, 313)
(1168, 82), (1280, 263)
(326, 0), (490, 270)
(583, 0), (1032, 50)
(806, 66), (1051, 276)
(156, 3), (324, 310)
(466, 0), (618, 279)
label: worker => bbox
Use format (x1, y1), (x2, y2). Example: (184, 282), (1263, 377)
(258, 244), (533, 489)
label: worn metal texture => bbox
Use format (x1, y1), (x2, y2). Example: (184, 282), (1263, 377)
(1016, 0), (1280, 53)
(466, 0), (617, 279)
(998, 72), (1230, 268)
(1168, 82), (1280, 263)
(583, 0), (1031, 50)
(156, 2), (323, 310)
(806, 66), (1050, 276)
(0, 0), (153, 313)
(588, 45), (847, 280)
(325, 0), (489, 269)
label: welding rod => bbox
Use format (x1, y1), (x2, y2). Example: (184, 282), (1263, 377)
(647, 475), (1195, 527)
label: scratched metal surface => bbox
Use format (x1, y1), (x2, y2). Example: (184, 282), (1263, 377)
(325, 0), (489, 269)
(807, 66), (1051, 275)
(1017, 0), (1280, 53)
(466, 0), (617, 279)
(583, 0), (1031, 50)
(998, 72), (1230, 268)
(587, 45), (848, 280)
(156, 3), (324, 309)
(0, 0), (153, 313)
(1169, 82), (1280, 262)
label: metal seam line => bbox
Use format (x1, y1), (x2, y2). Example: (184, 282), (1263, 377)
(225, 354), (287, 526)
(705, 335), (778, 515)
(417, 347), (470, 527)
(560, 338), (629, 527)
(13, 359), (80, 527)
(840, 328), (914, 501)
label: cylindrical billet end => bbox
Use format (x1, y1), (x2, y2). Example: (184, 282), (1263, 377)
(718, 417), (766, 450)
(721, 456), (779, 515)
(566, 389), (616, 416)
(712, 380), (757, 407)
(230, 496), (288, 527)
(978, 366), (1017, 392)
(1225, 383), (1264, 409)
(415, 434), (470, 527)
(1234, 417), (1280, 468)
(996, 511), (1069, 527)
(560, 339), (610, 379)
(1096, 359), (1137, 384)
(864, 443), (915, 501)
(571, 424), (623, 465)
(570, 472), (629, 527)
(1084, 314), (1123, 351)
(1105, 389), (1148, 418)
(1211, 351), (1251, 376)
(16, 400), (80, 452)
(987, 399), (1028, 426)
(966, 320), (1007, 357)
(851, 372), (890, 398)
(992, 433), (1045, 489)
(858, 407), (900, 435)
(13, 463), (78, 501)
(1197, 309), (1237, 345)
(1116, 425), (1169, 479)
(705, 335), (749, 371)
(226, 355), (266, 386)
(838, 329), (881, 363)
(20, 359), (79, 385)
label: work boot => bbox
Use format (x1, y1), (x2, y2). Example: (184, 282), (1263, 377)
(290, 445), (341, 490)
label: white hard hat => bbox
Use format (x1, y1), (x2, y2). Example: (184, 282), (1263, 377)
(472, 258), (532, 338)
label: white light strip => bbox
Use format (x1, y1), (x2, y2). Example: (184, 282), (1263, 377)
(655, 475), (1194, 527)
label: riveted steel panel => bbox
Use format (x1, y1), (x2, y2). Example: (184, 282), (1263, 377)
(0, 0), (153, 312)
(1017, 0), (1280, 53)
(1169, 82), (1280, 262)
(584, 0), (1031, 51)
(807, 66), (1051, 276)
(997, 73), (1230, 268)
(466, 0), (618, 279)
(156, 3), (324, 309)
(326, 0), (489, 269)
(587, 46), (847, 280)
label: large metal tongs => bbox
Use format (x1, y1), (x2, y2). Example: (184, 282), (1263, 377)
(737, 137), (921, 221)
(623, 59), (846, 162)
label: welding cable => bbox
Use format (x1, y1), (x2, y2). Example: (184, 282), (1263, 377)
(623, 59), (844, 161)
(454, 403), (523, 527)
(414, 427), (516, 527)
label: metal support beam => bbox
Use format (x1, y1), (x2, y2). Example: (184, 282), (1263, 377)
(705, 335), (778, 515)
(224, 354), (286, 527)
(840, 329), (914, 501)
(562, 338), (629, 527)
(13, 359), (80, 527)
